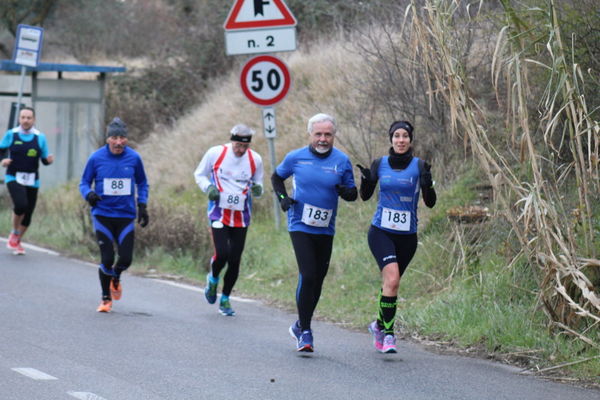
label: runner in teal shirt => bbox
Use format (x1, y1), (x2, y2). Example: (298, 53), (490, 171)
(0, 107), (54, 255)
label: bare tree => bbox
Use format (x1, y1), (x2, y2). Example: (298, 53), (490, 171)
(0, 0), (60, 58)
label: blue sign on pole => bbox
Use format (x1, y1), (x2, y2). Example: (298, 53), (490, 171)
(13, 25), (44, 68)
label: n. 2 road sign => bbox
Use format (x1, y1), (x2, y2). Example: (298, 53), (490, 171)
(240, 55), (290, 106)
(224, 0), (297, 55)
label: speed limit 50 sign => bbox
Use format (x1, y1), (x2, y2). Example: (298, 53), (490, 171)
(240, 55), (291, 106)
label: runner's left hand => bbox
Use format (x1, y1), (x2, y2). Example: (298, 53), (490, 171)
(335, 184), (352, 197)
(251, 183), (263, 197)
(138, 203), (149, 227)
(420, 162), (433, 189)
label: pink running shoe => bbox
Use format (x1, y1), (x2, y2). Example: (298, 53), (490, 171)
(368, 321), (385, 352)
(7, 232), (19, 250)
(381, 335), (397, 354)
(97, 299), (112, 313)
(14, 242), (26, 255)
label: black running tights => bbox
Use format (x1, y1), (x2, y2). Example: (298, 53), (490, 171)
(289, 231), (334, 331)
(93, 215), (135, 299)
(7, 181), (38, 227)
(210, 225), (248, 297)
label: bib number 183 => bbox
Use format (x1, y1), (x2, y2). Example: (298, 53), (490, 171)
(301, 203), (332, 227)
(381, 208), (410, 231)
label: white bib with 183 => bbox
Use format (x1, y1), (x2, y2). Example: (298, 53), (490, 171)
(104, 178), (131, 196)
(301, 203), (332, 227)
(381, 207), (410, 231)
(219, 192), (246, 211)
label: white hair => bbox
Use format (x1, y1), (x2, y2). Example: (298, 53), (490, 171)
(230, 124), (255, 136)
(307, 113), (337, 135)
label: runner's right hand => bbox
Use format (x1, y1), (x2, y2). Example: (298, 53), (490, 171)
(207, 185), (220, 201)
(86, 191), (101, 207)
(279, 196), (297, 212)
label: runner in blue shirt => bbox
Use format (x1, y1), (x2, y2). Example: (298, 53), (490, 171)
(357, 120), (436, 353)
(271, 113), (357, 352)
(0, 107), (54, 255)
(79, 117), (149, 312)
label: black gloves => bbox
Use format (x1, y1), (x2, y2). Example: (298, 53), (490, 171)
(138, 203), (149, 227)
(356, 164), (372, 181)
(86, 191), (101, 207)
(207, 185), (220, 201)
(335, 184), (358, 201)
(278, 196), (297, 212)
(420, 162), (433, 189)
(357, 163), (378, 201)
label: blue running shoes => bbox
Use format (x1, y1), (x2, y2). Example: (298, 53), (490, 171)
(289, 321), (314, 352)
(289, 320), (301, 341)
(205, 273), (218, 304)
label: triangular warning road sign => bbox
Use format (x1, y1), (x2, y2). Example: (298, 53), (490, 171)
(224, 0), (297, 30)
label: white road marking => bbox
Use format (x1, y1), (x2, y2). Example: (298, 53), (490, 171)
(152, 279), (257, 303)
(67, 391), (107, 400)
(12, 367), (58, 380)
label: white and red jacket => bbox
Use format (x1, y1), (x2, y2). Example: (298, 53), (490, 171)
(194, 143), (264, 228)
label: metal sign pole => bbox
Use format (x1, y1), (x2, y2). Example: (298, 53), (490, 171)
(12, 65), (26, 128)
(262, 106), (280, 229)
(267, 136), (280, 229)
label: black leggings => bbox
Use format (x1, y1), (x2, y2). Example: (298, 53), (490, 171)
(93, 215), (135, 299)
(7, 181), (38, 227)
(210, 225), (248, 296)
(289, 231), (334, 331)
(367, 225), (417, 274)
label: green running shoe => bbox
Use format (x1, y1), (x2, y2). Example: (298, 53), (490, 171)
(219, 298), (235, 316)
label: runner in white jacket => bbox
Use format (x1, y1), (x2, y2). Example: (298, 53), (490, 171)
(194, 124), (264, 316)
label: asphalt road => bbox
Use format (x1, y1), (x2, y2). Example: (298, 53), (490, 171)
(0, 240), (598, 400)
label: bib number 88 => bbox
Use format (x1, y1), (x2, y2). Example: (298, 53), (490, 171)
(111, 180), (125, 190)
(219, 192), (246, 211)
(104, 178), (131, 196)
(227, 195), (240, 205)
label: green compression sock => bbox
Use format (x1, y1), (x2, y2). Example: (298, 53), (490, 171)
(378, 292), (398, 335)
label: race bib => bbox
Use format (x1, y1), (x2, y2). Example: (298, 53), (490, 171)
(103, 178), (131, 196)
(301, 203), (333, 227)
(219, 192), (246, 211)
(15, 172), (35, 186)
(381, 207), (411, 231)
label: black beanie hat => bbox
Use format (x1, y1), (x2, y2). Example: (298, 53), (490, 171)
(106, 117), (128, 138)
(388, 120), (413, 142)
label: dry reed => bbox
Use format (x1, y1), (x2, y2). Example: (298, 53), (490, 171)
(407, 0), (599, 346)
